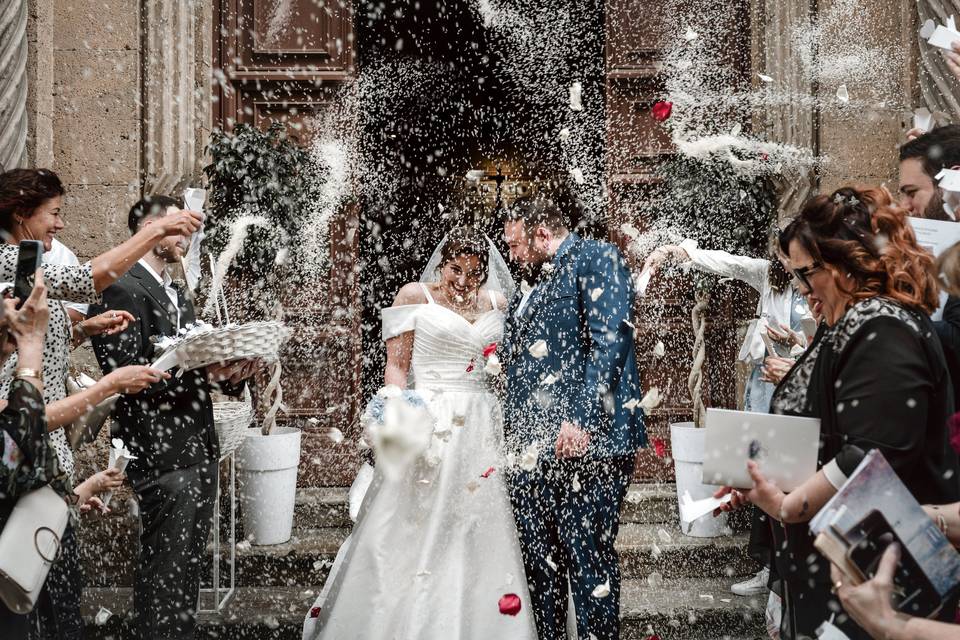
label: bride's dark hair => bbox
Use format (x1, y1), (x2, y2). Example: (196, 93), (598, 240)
(436, 226), (490, 285)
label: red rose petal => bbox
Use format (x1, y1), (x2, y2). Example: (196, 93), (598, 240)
(651, 101), (673, 122)
(653, 438), (667, 458)
(466, 358), (475, 373)
(481, 466), (496, 478)
(483, 342), (498, 358)
(310, 607), (322, 618)
(498, 593), (522, 616)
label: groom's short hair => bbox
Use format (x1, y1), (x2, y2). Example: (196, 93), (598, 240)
(507, 196), (568, 233)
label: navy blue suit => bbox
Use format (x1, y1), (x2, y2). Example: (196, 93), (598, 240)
(501, 233), (646, 639)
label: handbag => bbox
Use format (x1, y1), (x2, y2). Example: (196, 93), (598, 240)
(64, 374), (119, 449)
(0, 485), (69, 613)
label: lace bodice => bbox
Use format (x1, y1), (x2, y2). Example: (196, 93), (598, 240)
(381, 288), (504, 393)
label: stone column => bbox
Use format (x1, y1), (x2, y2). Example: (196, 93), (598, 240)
(917, 0), (960, 121)
(750, 0), (817, 220)
(142, 0), (212, 194)
(0, 0), (28, 170)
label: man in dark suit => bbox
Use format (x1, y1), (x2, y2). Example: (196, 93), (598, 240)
(501, 195), (646, 640)
(90, 195), (254, 640)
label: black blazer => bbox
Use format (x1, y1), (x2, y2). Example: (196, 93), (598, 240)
(90, 263), (235, 481)
(934, 295), (960, 411)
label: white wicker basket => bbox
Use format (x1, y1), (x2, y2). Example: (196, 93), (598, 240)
(172, 321), (290, 371)
(213, 399), (253, 457)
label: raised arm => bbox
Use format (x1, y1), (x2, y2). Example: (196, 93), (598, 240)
(88, 210), (202, 292)
(644, 240), (770, 293)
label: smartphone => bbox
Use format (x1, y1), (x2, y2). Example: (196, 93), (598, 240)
(845, 510), (941, 617)
(13, 240), (43, 309)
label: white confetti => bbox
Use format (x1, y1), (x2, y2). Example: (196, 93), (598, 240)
(542, 373), (558, 386)
(571, 472), (581, 492)
(546, 554), (558, 571)
(570, 168), (586, 184)
(519, 443), (540, 471)
(541, 262), (555, 275)
(590, 287), (603, 301)
(653, 341), (665, 358)
(95, 607), (112, 626)
(416, 569), (431, 576)
(836, 84), (850, 103)
(264, 616), (280, 630)
(327, 427), (344, 444)
(307, 417), (320, 425)
(647, 572), (663, 588)
(591, 579), (611, 598)
(559, 127), (571, 141)
(640, 387), (663, 412)
(699, 593), (715, 601)
(651, 542), (662, 559)
(520, 280), (533, 295)
(684, 27), (698, 41)
(758, 73), (774, 83)
(484, 354), (502, 376)
(237, 540), (252, 552)
(528, 339), (549, 359)
(657, 527), (672, 544)
(623, 398), (640, 411)
(619, 223), (640, 239)
(568, 81), (583, 111)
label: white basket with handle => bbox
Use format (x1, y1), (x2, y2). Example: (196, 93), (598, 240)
(213, 395), (253, 457)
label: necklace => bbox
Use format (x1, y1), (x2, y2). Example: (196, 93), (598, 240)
(437, 283), (478, 312)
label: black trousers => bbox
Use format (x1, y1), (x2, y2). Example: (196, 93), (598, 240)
(132, 463), (216, 640)
(508, 455), (635, 640)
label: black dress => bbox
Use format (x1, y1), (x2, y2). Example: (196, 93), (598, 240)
(769, 297), (960, 639)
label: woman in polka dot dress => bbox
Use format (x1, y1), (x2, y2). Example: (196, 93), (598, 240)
(0, 168), (202, 639)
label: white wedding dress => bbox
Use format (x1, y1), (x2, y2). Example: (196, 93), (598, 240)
(304, 286), (538, 640)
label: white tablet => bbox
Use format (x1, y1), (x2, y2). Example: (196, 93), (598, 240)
(701, 408), (821, 491)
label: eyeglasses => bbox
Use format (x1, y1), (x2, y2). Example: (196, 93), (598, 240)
(791, 262), (823, 291)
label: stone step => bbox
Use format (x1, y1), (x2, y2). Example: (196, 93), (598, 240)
(81, 577), (765, 640)
(81, 483), (694, 588)
(219, 523), (755, 588)
(293, 482), (682, 529)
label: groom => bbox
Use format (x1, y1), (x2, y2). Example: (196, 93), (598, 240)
(501, 195), (646, 640)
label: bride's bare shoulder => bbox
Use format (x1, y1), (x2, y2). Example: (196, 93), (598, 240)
(393, 282), (430, 306)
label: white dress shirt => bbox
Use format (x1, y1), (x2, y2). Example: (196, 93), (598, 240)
(138, 258), (180, 328)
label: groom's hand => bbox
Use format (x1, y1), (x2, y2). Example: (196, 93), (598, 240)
(555, 421), (590, 458)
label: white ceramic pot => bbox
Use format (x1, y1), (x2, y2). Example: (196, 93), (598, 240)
(237, 426), (302, 545)
(671, 422), (730, 538)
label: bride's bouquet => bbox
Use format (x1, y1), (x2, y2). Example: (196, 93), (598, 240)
(361, 385), (438, 480)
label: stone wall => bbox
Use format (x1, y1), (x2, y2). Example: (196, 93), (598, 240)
(25, 0), (212, 262)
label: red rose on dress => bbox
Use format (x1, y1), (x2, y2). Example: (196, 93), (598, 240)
(651, 101), (673, 122)
(466, 358), (476, 373)
(481, 466), (496, 478)
(483, 342), (498, 358)
(653, 438), (667, 458)
(498, 593), (522, 616)
(310, 607), (322, 618)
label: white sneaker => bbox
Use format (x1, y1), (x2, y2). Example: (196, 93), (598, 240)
(731, 567), (770, 596)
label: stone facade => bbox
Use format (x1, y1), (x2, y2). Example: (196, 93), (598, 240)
(23, 0), (210, 262)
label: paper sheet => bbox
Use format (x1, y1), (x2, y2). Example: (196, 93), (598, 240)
(678, 489), (733, 524)
(635, 268), (652, 297)
(921, 16), (960, 50)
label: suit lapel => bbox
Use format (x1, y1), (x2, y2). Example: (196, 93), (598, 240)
(510, 234), (581, 343)
(130, 263), (179, 331)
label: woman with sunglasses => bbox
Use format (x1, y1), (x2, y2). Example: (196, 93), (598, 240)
(715, 186), (960, 639)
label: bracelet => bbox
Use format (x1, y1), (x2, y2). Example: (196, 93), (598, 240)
(937, 513), (949, 537)
(15, 368), (41, 380)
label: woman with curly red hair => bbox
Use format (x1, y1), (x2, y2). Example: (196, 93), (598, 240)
(716, 186), (960, 639)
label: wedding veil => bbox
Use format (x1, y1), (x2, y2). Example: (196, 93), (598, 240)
(419, 234), (516, 301)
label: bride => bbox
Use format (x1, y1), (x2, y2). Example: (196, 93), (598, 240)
(304, 226), (538, 639)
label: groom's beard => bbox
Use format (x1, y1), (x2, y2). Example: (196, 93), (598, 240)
(521, 262), (544, 284)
